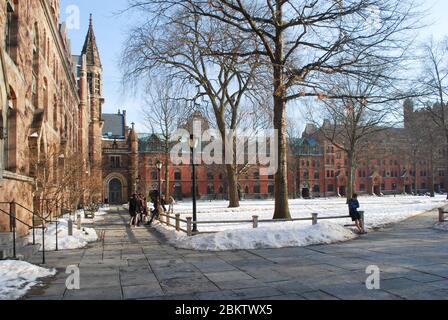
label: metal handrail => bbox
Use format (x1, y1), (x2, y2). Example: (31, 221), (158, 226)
(0, 205), (46, 264)
(1, 201), (61, 252)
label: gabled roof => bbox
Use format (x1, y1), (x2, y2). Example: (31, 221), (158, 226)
(102, 113), (125, 138)
(82, 14), (102, 67)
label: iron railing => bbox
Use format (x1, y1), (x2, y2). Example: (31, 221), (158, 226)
(0, 201), (62, 264)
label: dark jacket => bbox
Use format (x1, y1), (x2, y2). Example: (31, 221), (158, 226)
(348, 199), (360, 215)
(129, 197), (137, 214)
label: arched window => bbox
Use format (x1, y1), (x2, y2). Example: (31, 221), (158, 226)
(5, 0), (18, 61)
(3, 87), (17, 171)
(207, 172), (214, 181)
(53, 95), (58, 130)
(43, 78), (48, 119)
(32, 23), (39, 107)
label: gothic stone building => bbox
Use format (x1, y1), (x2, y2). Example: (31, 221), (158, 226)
(0, 1), (104, 235)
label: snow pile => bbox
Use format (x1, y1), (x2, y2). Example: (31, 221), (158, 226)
(157, 195), (446, 251)
(173, 195), (446, 232)
(29, 218), (98, 251)
(434, 222), (448, 231)
(155, 221), (357, 251)
(0, 260), (56, 300)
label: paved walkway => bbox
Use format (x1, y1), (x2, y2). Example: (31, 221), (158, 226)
(24, 206), (448, 300)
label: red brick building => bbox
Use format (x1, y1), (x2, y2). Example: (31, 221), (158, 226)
(102, 101), (447, 204)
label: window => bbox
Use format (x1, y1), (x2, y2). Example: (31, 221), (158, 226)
(314, 171), (319, 179)
(110, 156), (121, 168)
(3, 89), (16, 171)
(360, 184), (366, 191)
(174, 171), (181, 181)
(151, 171), (158, 180)
(253, 170), (260, 180)
(327, 184), (334, 192)
(207, 184), (214, 195)
(32, 24), (39, 107)
(253, 183), (261, 194)
(313, 185), (320, 193)
(304, 170), (309, 179)
(5, 1), (14, 54)
(207, 172), (214, 181)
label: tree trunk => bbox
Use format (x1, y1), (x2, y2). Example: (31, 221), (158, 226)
(272, 67), (291, 220)
(226, 164), (239, 208)
(272, 3), (291, 220)
(164, 153), (170, 200)
(347, 152), (355, 200)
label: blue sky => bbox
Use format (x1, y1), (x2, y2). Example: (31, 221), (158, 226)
(60, 0), (448, 133)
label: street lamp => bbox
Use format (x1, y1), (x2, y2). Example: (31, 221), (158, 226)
(189, 134), (199, 233)
(156, 160), (163, 201)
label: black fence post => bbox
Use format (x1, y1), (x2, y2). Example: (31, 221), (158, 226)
(42, 225), (45, 265)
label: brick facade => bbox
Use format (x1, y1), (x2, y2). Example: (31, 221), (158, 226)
(103, 102), (447, 204)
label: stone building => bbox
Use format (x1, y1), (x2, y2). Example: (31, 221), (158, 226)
(0, 1), (103, 234)
(101, 110), (138, 204)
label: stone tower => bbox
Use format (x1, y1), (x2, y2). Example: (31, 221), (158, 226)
(82, 14), (104, 202)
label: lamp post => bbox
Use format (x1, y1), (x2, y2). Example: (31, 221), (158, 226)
(156, 160), (162, 201)
(189, 134), (199, 233)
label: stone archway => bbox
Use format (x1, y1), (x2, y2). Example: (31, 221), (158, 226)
(104, 173), (128, 204)
(109, 178), (122, 204)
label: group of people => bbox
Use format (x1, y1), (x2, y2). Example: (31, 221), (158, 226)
(128, 191), (175, 227)
(128, 193), (149, 227)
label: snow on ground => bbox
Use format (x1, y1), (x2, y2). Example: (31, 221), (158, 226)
(434, 222), (448, 231)
(29, 213), (101, 251)
(0, 260), (56, 300)
(155, 221), (357, 251)
(155, 195), (446, 251)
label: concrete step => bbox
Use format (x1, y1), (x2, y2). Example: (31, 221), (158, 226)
(0, 244), (14, 260)
(0, 243), (41, 261)
(16, 244), (41, 262)
(0, 232), (13, 246)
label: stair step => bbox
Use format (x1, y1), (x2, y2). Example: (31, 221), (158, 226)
(0, 232), (13, 246)
(16, 244), (41, 261)
(0, 246), (14, 260)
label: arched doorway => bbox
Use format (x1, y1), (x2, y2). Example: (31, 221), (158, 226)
(109, 178), (123, 204)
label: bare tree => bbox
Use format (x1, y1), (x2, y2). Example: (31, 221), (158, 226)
(121, 6), (262, 208)
(142, 78), (184, 200)
(125, 0), (422, 218)
(418, 37), (448, 142)
(307, 71), (403, 200)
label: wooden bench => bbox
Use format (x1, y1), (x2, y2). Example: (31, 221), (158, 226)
(84, 210), (95, 219)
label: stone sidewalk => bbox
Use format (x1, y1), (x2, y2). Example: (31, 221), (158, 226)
(24, 206), (448, 300)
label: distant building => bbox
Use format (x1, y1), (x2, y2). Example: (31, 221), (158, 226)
(102, 101), (447, 204)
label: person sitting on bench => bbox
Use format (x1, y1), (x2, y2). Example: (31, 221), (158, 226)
(347, 194), (365, 234)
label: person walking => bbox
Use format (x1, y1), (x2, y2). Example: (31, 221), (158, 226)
(347, 194), (365, 234)
(146, 194), (160, 226)
(137, 193), (146, 227)
(168, 196), (176, 215)
(129, 194), (138, 227)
